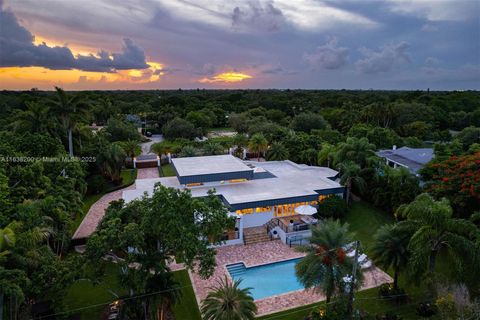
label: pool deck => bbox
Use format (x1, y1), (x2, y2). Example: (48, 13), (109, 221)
(189, 240), (393, 316)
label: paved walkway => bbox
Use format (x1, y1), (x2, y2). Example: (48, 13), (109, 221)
(73, 137), (161, 240)
(141, 134), (163, 155)
(189, 241), (392, 316)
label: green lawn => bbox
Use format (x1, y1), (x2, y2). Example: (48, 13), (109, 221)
(160, 164), (176, 177)
(172, 270), (202, 320)
(66, 267), (200, 320)
(64, 263), (125, 320)
(342, 201), (394, 254)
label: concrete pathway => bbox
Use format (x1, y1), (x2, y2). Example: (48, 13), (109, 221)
(73, 139), (161, 240)
(141, 134), (163, 155)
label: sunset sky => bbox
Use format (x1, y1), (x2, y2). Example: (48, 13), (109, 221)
(0, 0), (479, 90)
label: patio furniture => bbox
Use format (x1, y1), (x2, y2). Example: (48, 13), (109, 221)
(300, 216), (318, 224)
(347, 250), (356, 258)
(357, 253), (368, 264)
(360, 260), (372, 269)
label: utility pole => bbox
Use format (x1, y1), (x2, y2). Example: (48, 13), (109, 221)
(347, 240), (360, 319)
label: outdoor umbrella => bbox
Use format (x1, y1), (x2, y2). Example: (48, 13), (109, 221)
(295, 205), (317, 215)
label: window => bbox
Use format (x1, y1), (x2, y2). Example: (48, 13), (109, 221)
(318, 195), (329, 202)
(186, 182), (203, 187)
(228, 179), (247, 183)
(236, 208), (254, 215)
(256, 206), (272, 213)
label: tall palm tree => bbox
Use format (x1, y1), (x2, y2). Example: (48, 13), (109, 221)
(248, 133), (268, 161)
(265, 142), (289, 160)
(396, 193), (478, 294)
(337, 161), (366, 205)
(12, 101), (51, 134)
(0, 267), (26, 320)
(97, 143), (126, 182)
(51, 87), (88, 157)
(334, 137), (377, 168)
(201, 277), (257, 320)
(371, 224), (410, 290)
(317, 143), (336, 168)
(296, 220), (362, 303)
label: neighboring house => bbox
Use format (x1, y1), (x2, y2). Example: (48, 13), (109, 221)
(376, 146), (434, 176)
(123, 155), (345, 246)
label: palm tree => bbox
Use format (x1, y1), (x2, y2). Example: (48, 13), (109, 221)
(0, 267), (26, 320)
(50, 86), (88, 157)
(334, 137), (377, 168)
(121, 140), (141, 159)
(295, 220), (362, 303)
(396, 194), (477, 281)
(201, 277), (257, 320)
(337, 161), (366, 205)
(151, 142), (171, 157)
(317, 143), (336, 168)
(248, 133), (268, 161)
(179, 145), (199, 157)
(300, 148), (317, 165)
(265, 142), (289, 160)
(12, 101), (52, 134)
(371, 224), (410, 290)
(97, 143), (126, 182)
(233, 133), (248, 149)
(203, 142), (224, 156)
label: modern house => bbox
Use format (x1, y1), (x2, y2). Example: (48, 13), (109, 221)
(123, 155), (345, 246)
(376, 146), (433, 176)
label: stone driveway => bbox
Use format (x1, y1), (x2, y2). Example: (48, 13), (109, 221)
(189, 241), (392, 316)
(72, 167), (159, 240)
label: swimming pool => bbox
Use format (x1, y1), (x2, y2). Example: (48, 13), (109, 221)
(226, 258), (304, 300)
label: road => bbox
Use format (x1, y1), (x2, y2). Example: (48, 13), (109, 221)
(141, 134), (163, 155)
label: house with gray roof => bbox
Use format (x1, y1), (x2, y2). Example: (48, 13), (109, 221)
(376, 146), (434, 175)
(123, 155), (345, 246)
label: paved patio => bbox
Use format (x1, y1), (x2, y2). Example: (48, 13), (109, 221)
(189, 241), (393, 316)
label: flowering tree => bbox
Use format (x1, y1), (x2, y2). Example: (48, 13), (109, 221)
(422, 152), (480, 218)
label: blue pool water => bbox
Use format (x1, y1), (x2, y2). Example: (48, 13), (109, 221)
(227, 258), (304, 300)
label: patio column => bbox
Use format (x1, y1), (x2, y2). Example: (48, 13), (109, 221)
(239, 217), (244, 242)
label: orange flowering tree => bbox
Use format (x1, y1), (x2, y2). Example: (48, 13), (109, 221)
(423, 152), (480, 217)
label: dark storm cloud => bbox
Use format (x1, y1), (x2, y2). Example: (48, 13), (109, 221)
(0, 6), (148, 71)
(1, 0), (479, 90)
(231, 1), (285, 31)
(304, 37), (349, 70)
(355, 42), (410, 74)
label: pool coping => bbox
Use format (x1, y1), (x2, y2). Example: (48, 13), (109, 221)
(188, 241), (393, 317)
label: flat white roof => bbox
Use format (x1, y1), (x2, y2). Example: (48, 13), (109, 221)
(123, 159), (343, 207)
(171, 155), (253, 177)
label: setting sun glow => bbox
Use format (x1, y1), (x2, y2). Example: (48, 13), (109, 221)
(199, 72), (252, 84)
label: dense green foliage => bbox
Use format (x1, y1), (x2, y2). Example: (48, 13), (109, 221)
(1, 88), (479, 319)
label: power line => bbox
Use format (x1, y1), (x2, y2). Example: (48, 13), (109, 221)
(31, 283), (194, 320)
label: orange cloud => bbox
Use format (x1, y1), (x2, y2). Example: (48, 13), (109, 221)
(0, 61), (164, 90)
(199, 72), (252, 83)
